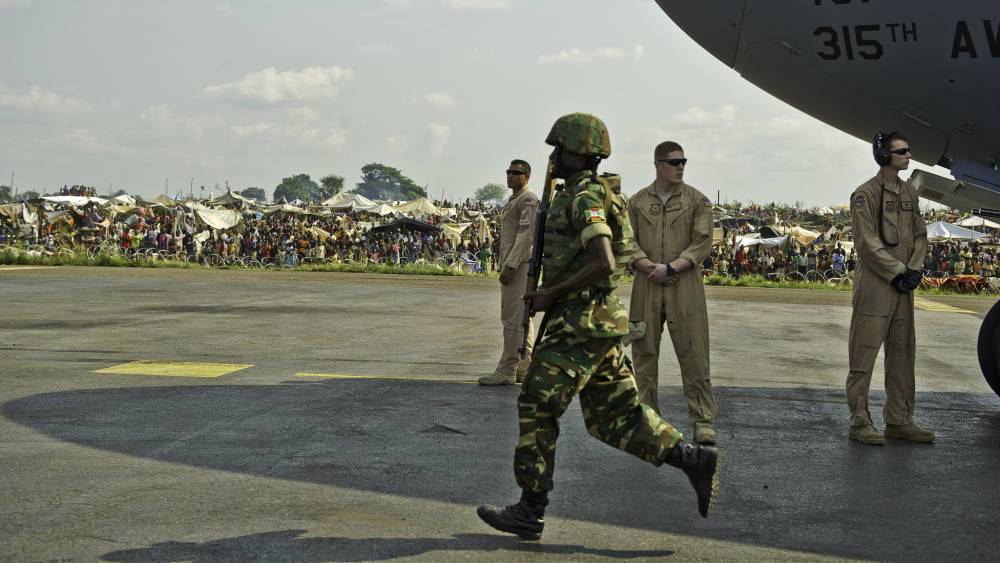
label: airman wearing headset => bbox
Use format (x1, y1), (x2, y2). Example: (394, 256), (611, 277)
(846, 131), (933, 445)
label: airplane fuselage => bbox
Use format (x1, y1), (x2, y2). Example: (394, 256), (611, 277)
(657, 1), (1000, 207)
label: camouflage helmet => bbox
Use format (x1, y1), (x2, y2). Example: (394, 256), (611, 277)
(545, 113), (611, 158)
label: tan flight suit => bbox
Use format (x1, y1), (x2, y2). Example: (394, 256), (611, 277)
(496, 187), (539, 375)
(847, 175), (927, 427)
(627, 183), (717, 425)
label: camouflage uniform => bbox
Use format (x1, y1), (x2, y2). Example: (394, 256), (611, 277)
(514, 169), (684, 495)
(479, 115), (718, 540)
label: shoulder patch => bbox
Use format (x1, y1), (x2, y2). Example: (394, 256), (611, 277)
(853, 195), (866, 207)
(703, 197), (713, 207)
(585, 207), (606, 224)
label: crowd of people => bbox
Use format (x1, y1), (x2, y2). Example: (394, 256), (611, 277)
(706, 243), (855, 279)
(3, 189), (999, 287)
(0, 193), (503, 271)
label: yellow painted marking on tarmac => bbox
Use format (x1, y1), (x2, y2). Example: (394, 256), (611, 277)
(95, 361), (253, 378)
(914, 297), (976, 315)
(297, 372), (475, 384)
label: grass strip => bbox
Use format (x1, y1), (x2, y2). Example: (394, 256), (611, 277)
(0, 248), (989, 295)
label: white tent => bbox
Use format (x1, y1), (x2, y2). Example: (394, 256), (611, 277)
(925, 221), (988, 241)
(110, 194), (137, 206)
(322, 192), (377, 210)
(41, 195), (108, 206)
(207, 189), (255, 208)
(364, 203), (401, 217)
(956, 215), (1000, 229)
(195, 208), (242, 230)
(321, 192), (352, 206)
(265, 203), (307, 215)
(733, 235), (787, 254)
(395, 197), (443, 217)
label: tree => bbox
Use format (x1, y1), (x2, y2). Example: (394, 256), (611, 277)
(353, 163), (427, 201)
(0, 185), (11, 203)
(473, 183), (507, 204)
(273, 174), (320, 203)
(21, 190), (40, 201)
(112, 189), (129, 197)
(240, 187), (267, 202)
(319, 175), (344, 200)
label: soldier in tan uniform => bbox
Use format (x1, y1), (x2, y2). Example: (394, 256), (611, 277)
(846, 131), (934, 445)
(480, 159), (539, 385)
(627, 141), (718, 444)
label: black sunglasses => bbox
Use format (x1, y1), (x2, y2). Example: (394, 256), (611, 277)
(890, 148), (911, 155)
(657, 158), (688, 167)
(506, 170), (526, 176)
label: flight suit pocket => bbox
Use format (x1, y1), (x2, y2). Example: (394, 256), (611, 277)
(667, 313), (692, 357)
(853, 313), (887, 349)
(890, 316), (913, 350)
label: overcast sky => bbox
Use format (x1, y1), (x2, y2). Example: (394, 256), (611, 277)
(0, 0), (944, 206)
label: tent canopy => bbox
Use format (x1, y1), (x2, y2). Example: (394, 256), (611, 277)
(956, 215), (1000, 229)
(370, 217), (441, 234)
(41, 195), (108, 207)
(207, 190), (255, 208)
(395, 197), (443, 217)
(925, 221), (988, 241)
(364, 203), (401, 216)
(322, 192), (377, 210)
(440, 222), (472, 243)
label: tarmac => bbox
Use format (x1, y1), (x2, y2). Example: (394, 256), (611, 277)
(1, 266), (998, 562)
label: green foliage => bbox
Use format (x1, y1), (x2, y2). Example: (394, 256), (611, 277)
(240, 187), (267, 202)
(353, 163), (427, 201)
(273, 174), (321, 203)
(112, 189), (129, 197)
(0, 185), (11, 203)
(473, 183), (507, 203)
(21, 190), (40, 201)
(319, 175), (345, 200)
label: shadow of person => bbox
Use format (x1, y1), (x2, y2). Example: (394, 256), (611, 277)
(100, 530), (675, 562)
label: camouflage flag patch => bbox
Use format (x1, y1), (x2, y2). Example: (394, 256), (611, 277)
(585, 208), (606, 224)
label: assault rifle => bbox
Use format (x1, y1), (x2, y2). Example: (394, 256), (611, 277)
(520, 161), (557, 358)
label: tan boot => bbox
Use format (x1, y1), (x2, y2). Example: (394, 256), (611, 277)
(849, 424), (885, 445)
(478, 370), (515, 386)
(515, 356), (532, 384)
(694, 424), (717, 445)
(885, 423), (935, 443)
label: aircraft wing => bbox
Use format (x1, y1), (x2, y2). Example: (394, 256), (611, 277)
(909, 169), (1000, 211)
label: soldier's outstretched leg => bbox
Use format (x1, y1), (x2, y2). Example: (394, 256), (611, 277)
(578, 337), (719, 518)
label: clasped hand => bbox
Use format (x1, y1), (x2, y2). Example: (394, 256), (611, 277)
(891, 268), (922, 293)
(649, 263), (679, 287)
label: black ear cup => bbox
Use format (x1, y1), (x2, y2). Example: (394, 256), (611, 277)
(873, 131), (892, 166)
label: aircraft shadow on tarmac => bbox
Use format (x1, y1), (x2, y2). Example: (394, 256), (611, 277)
(99, 529), (673, 562)
(3, 380), (999, 561)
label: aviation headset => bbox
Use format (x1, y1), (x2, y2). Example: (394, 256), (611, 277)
(873, 131), (899, 247)
(872, 131), (894, 167)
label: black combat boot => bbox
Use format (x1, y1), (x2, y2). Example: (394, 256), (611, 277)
(476, 491), (546, 540)
(665, 440), (720, 518)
